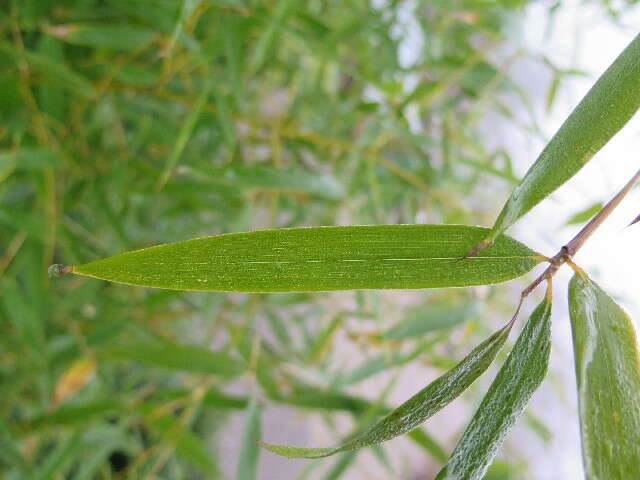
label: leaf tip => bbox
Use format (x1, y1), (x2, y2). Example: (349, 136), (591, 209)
(48, 264), (74, 278)
(626, 213), (640, 228)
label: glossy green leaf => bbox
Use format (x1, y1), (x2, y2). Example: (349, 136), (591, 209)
(489, 34), (640, 240)
(260, 323), (512, 458)
(103, 343), (245, 378)
(69, 225), (541, 292)
(436, 296), (552, 480)
(568, 273), (640, 479)
(237, 398), (262, 480)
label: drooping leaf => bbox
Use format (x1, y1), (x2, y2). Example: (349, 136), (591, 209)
(489, 34), (640, 240)
(68, 225), (541, 292)
(436, 295), (552, 480)
(260, 323), (512, 458)
(103, 343), (245, 378)
(568, 273), (640, 479)
(237, 398), (262, 480)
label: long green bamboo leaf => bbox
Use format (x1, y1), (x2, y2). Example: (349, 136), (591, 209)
(65, 225), (541, 292)
(260, 323), (512, 458)
(103, 343), (245, 378)
(436, 295), (552, 480)
(488, 34), (640, 241)
(568, 273), (640, 479)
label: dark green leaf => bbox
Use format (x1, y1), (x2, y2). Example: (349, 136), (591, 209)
(70, 225), (541, 292)
(260, 323), (512, 458)
(568, 273), (640, 479)
(436, 296), (552, 479)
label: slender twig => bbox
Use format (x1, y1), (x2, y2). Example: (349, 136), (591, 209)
(519, 167), (640, 302)
(565, 168), (640, 256)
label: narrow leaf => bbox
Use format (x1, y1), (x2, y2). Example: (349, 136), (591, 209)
(237, 398), (262, 480)
(45, 24), (156, 51)
(68, 225), (541, 292)
(188, 164), (345, 199)
(104, 343), (245, 378)
(260, 323), (512, 458)
(568, 273), (640, 479)
(382, 302), (478, 341)
(565, 202), (604, 226)
(436, 296), (552, 480)
(490, 34), (640, 240)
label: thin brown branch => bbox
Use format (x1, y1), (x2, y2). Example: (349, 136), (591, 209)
(519, 167), (640, 302)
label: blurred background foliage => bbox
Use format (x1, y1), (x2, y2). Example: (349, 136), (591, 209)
(0, 0), (636, 479)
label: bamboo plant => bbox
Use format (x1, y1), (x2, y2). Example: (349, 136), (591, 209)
(51, 33), (640, 479)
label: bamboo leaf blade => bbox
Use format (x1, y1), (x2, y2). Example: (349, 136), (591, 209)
(260, 324), (512, 458)
(490, 34), (640, 240)
(103, 343), (245, 378)
(69, 225), (541, 292)
(568, 274), (640, 479)
(436, 296), (552, 480)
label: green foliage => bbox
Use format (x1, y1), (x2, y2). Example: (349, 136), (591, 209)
(489, 33), (640, 240)
(72, 225), (541, 291)
(565, 202), (605, 225)
(436, 296), (552, 479)
(261, 323), (512, 458)
(103, 343), (246, 377)
(3, 0), (639, 478)
(569, 273), (640, 479)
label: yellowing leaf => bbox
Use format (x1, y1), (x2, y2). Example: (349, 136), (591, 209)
(53, 357), (97, 408)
